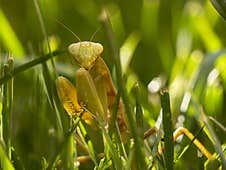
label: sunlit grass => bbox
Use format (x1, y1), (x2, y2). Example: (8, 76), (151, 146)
(0, 10), (25, 58)
(0, 0), (226, 170)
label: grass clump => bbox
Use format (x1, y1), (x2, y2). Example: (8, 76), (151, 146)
(1, 0), (226, 170)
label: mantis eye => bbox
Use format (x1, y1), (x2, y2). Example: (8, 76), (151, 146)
(68, 41), (103, 70)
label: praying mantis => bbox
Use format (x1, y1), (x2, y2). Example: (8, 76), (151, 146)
(56, 41), (128, 137)
(56, 40), (216, 165)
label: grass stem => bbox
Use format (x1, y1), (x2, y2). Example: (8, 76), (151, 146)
(0, 50), (64, 85)
(100, 8), (147, 169)
(160, 89), (173, 170)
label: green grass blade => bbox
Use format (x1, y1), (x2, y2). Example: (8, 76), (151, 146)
(210, 0), (226, 20)
(47, 116), (81, 170)
(0, 50), (64, 85)
(0, 9), (25, 58)
(191, 51), (226, 99)
(125, 148), (134, 170)
(2, 57), (14, 160)
(158, 0), (174, 74)
(0, 98), (2, 141)
(96, 116), (122, 170)
(188, 4), (222, 51)
(209, 116), (226, 133)
(100, 8), (147, 169)
(120, 31), (140, 74)
(78, 122), (98, 166)
(109, 93), (127, 159)
(201, 110), (226, 169)
(160, 89), (173, 170)
(41, 62), (63, 136)
(175, 126), (204, 161)
(0, 143), (15, 170)
(133, 83), (144, 138)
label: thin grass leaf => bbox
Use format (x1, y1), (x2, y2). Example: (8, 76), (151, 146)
(175, 125), (205, 161)
(96, 115), (122, 170)
(0, 99), (2, 141)
(0, 9), (25, 58)
(77, 122), (98, 166)
(205, 159), (221, 170)
(41, 157), (48, 170)
(125, 148), (134, 170)
(160, 89), (173, 170)
(47, 116), (81, 170)
(33, 0), (58, 78)
(100, 8), (147, 169)
(33, 0), (51, 53)
(158, 0), (174, 74)
(0, 142), (15, 170)
(11, 148), (25, 170)
(0, 50), (64, 85)
(6, 58), (13, 160)
(133, 82), (144, 138)
(120, 31), (140, 74)
(209, 116), (226, 133)
(109, 92), (120, 135)
(2, 56), (14, 160)
(96, 156), (112, 170)
(191, 51), (226, 99)
(210, 0), (226, 20)
(201, 110), (226, 169)
(151, 112), (163, 157)
(61, 134), (75, 169)
(41, 62), (64, 137)
(41, 60), (76, 170)
(188, 3), (222, 51)
(109, 93), (127, 159)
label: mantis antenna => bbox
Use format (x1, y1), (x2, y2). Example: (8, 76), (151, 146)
(89, 26), (102, 41)
(56, 19), (81, 42)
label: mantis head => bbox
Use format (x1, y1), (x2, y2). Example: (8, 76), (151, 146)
(68, 41), (103, 70)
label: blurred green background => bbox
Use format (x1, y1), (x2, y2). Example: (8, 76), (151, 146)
(0, 0), (226, 169)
